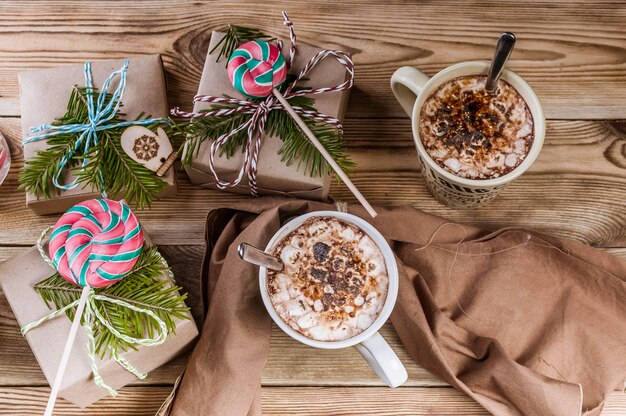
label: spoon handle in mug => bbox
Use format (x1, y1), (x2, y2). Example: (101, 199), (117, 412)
(238, 243), (284, 271)
(485, 32), (516, 92)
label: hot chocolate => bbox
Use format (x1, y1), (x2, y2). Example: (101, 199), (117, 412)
(418, 75), (534, 180)
(267, 216), (388, 342)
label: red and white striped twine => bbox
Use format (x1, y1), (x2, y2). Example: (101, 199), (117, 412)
(171, 11), (354, 196)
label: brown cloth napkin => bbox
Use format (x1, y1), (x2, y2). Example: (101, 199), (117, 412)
(162, 197), (626, 416)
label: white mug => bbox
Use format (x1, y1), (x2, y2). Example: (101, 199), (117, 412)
(258, 211), (408, 388)
(390, 61), (545, 208)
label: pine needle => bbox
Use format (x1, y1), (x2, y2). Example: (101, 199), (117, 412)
(33, 245), (190, 358)
(210, 24), (276, 65)
(18, 87), (171, 209)
(181, 89), (354, 178)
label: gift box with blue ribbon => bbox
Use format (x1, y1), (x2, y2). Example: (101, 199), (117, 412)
(18, 55), (178, 215)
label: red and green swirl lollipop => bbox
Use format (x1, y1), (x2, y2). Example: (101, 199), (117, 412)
(43, 198), (144, 415)
(227, 40), (287, 98)
(49, 198), (144, 288)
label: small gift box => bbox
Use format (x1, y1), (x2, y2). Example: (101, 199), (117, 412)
(0, 228), (198, 408)
(19, 55), (178, 215)
(182, 31), (352, 200)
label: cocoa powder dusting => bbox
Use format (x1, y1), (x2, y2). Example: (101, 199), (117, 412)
(419, 75), (534, 180)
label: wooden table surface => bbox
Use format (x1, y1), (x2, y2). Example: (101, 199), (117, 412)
(1, 1), (625, 414)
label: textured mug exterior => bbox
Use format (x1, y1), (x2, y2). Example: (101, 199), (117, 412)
(392, 61), (545, 208)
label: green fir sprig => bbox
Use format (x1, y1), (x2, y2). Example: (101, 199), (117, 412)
(18, 87), (173, 209)
(182, 78), (354, 177)
(211, 24), (276, 64)
(33, 245), (190, 358)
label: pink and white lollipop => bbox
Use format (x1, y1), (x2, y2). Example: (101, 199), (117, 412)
(49, 198), (143, 288)
(227, 40), (287, 98)
(0, 132), (10, 187)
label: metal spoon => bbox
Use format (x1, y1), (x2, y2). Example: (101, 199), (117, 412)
(484, 32), (516, 92)
(237, 243), (284, 271)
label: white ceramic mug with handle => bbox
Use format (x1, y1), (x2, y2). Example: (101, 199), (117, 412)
(258, 211), (408, 388)
(390, 61), (545, 208)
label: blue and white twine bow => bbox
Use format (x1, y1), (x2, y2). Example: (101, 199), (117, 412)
(22, 60), (169, 192)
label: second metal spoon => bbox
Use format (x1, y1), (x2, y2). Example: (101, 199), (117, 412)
(484, 32), (516, 92)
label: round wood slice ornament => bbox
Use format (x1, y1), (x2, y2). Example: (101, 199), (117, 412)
(0, 132), (11, 186)
(121, 126), (176, 177)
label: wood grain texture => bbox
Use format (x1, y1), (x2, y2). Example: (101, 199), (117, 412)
(2, 118), (626, 246)
(2, 1), (626, 414)
(0, 387), (624, 415)
(0, 1), (624, 118)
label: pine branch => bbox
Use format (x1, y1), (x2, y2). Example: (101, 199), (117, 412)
(270, 110), (355, 178)
(33, 245), (190, 358)
(18, 87), (168, 208)
(97, 132), (166, 209)
(180, 92), (354, 178)
(182, 108), (250, 166)
(210, 24), (275, 65)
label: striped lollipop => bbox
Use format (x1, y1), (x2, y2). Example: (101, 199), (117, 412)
(228, 40), (287, 98)
(49, 198), (143, 288)
(42, 198), (144, 415)
(224, 37), (378, 217)
(0, 141), (6, 168)
(0, 132), (9, 186)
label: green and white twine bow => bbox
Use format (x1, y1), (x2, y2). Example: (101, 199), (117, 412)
(21, 226), (170, 396)
(22, 60), (169, 191)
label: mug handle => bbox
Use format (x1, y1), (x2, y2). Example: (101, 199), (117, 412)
(390, 66), (431, 117)
(354, 332), (408, 388)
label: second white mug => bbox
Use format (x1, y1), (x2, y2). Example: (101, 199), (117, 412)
(258, 211), (408, 388)
(390, 61), (545, 208)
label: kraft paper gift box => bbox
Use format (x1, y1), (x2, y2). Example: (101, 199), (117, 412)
(19, 55), (178, 215)
(0, 232), (198, 408)
(184, 32), (351, 200)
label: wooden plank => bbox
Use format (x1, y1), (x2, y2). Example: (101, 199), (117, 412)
(0, 316), (443, 388)
(0, 386), (624, 415)
(265, 388), (626, 416)
(2, 118), (626, 246)
(1, 245), (624, 388)
(0, 1), (624, 118)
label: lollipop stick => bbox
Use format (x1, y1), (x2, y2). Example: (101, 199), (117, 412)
(44, 285), (90, 416)
(272, 89), (378, 218)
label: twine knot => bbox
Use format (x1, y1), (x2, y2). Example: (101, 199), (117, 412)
(258, 99), (272, 114)
(22, 286), (168, 396)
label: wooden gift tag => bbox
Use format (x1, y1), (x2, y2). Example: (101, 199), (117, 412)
(121, 126), (176, 177)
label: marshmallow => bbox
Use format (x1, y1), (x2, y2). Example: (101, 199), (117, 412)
(267, 217), (389, 342)
(418, 75), (535, 179)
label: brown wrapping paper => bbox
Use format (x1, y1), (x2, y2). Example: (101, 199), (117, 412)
(184, 32), (351, 200)
(19, 55), (177, 215)
(162, 197), (626, 416)
(0, 231), (198, 408)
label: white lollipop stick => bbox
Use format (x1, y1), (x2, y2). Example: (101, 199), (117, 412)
(272, 89), (378, 218)
(44, 286), (90, 416)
